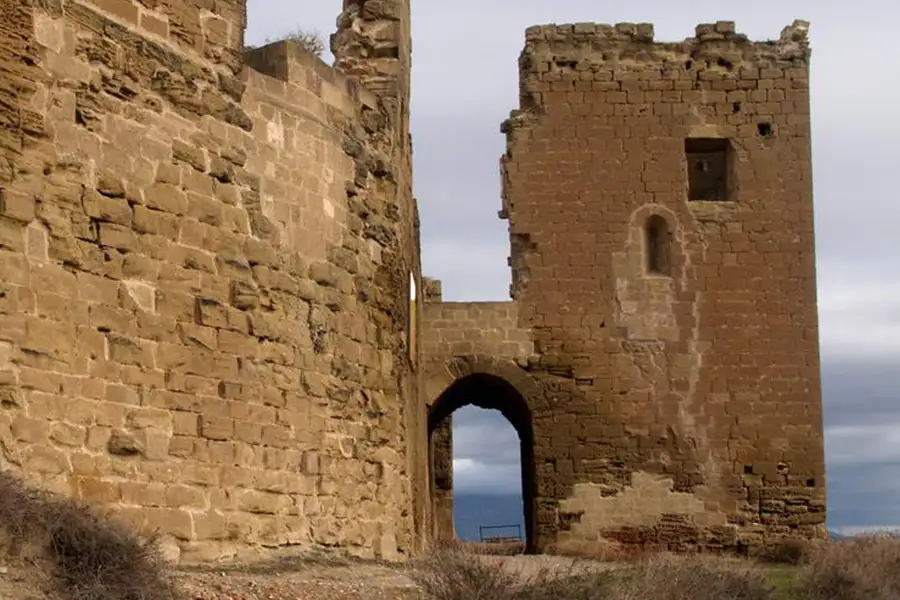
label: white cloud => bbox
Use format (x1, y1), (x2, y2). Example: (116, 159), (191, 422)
(831, 526), (900, 537)
(452, 458), (478, 474)
(826, 423), (900, 466)
(818, 277), (900, 360)
(452, 458), (522, 495)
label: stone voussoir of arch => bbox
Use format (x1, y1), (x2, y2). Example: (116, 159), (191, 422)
(425, 354), (548, 416)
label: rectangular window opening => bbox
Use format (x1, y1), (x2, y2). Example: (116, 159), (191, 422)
(685, 138), (732, 202)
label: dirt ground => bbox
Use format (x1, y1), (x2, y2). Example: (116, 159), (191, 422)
(176, 557), (420, 600)
(0, 551), (604, 600)
(177, 553), (605, 600)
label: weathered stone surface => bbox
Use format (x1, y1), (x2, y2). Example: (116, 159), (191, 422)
(421, 18), (822, 557)
(1, 0), (821, 565)
(1, 0), (422, 564)
(107, 430), (143, 456)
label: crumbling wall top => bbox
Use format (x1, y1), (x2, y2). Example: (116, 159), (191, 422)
(522, 20), (810, 62)
(422, 278), (443, 303)
(242, 41), (378, 117)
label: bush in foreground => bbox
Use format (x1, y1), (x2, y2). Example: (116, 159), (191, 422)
(761, 538), (811, 566)
(799, 536), (900, 600)
(411, 544), (774, 600)
(410, 541), (520, 600)
(0, 471), (179, 600)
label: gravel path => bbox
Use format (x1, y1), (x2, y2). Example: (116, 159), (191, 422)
(176, 553), (420, 600)
(175, 552), (615, 600)
(0, 550), (618, 600)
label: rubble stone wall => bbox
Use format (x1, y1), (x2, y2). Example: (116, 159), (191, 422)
(499, 20), (826, 555)
(0, 0), (422, 562)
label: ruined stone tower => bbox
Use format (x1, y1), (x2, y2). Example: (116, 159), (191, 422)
(424, 20), (825, 555)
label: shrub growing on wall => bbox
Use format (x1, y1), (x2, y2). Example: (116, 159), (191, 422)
(275, 28), (326, 56)
(244, 28), (326, 56)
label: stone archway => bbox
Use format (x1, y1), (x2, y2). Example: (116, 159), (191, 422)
(425, 355), (546, 553)
(426, 355), (546, 413)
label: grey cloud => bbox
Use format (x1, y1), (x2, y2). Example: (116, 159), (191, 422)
(452, 407), (522, 494)
(453, 407), (522, 467)
(822, 358), (900, 429)
(422, 239), (512, 302)
(827, 462), (900, 529)
(249, 1), (900, 527)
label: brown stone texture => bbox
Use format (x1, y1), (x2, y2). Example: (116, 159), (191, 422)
(490, 20), (826, 555)
(423, 300), (534, 367)
(0, 0), (826, 563)
(0, 0), (422, 563)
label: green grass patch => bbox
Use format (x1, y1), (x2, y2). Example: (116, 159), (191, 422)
(764, 564), (802, 600)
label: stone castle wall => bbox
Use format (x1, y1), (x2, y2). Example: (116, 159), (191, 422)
(0, 0), (827, 562)
(0, 0), (422, 562)
(423, 300), (534, 367)
(497, 20), (825, 554)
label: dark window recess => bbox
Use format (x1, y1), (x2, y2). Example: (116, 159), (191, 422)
(685, 137), (731, 201)
(645, 215), (671, 276)
(757, 122), (773, 137)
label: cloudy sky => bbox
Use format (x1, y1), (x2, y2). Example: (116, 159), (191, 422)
(246, 1), (900, 533)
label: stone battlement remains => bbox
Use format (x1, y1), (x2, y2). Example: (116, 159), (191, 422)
(521, 20), (809, 50)
(244, 42), (379, 116)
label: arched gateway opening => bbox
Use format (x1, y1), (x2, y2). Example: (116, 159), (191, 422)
(428, 373), (537, 553)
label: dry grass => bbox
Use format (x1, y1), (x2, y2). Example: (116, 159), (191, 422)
(461, 540), (527, 556)
(547, 539), (656, 563)
(609, 554), (774, 600)
(411, 543), (775, 600)
(0, 471), (180, 600)
(760, 539), (814, 566)
(798, 535), (900, 600)
(409, 544), (520, 600)
(410, 537), (900, 600)
(4, 469), (900, 600)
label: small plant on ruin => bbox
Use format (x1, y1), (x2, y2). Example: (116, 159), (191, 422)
(269, 28), (326, 56)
